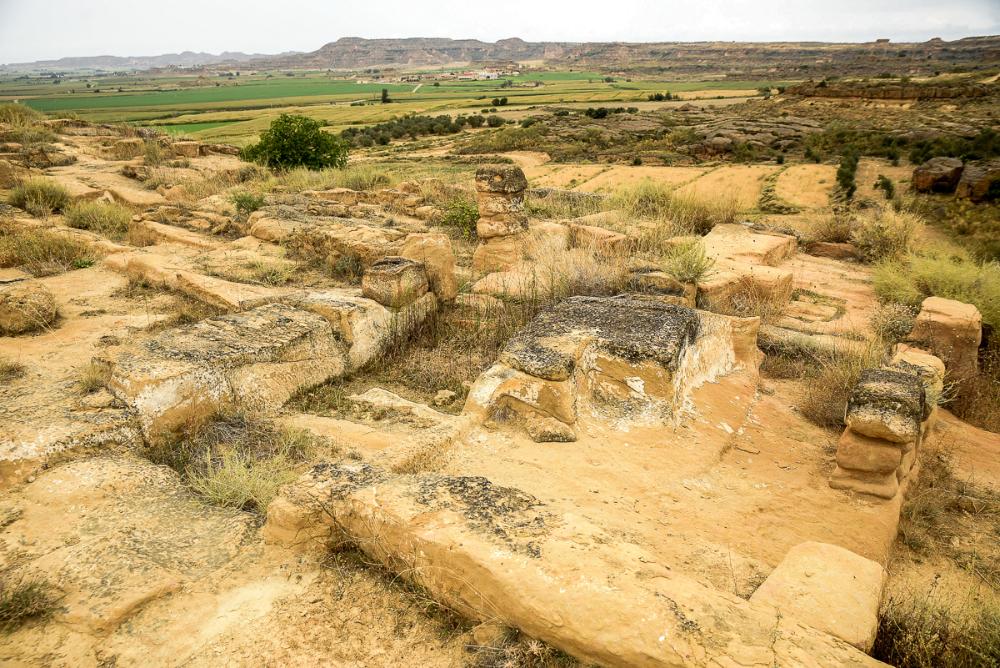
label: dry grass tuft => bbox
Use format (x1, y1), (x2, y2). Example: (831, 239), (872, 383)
(796, 340), (887, 430)
(147, 408), (320, 515)
(851, 206), (918, 263)
(64, 200), (132, 239)
(608, 180), (738, 241)
(0, 356), (26, 384)
(0, 576), (60, 632)
(77, 361), (110, 394)
(662, 239), (715, 284)
(804, 215), (854, 244)
(0, 103), (46, 127)
(0, 223), (95, 276)
(7, 178), (70, 218)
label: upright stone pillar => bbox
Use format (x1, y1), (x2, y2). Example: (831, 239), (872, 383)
(472, 165), (529, 274)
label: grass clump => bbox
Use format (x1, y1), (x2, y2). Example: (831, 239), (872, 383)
(0, 577), (60, 632)
(874, 252), (1000, 329)
(147, 408), (317, 515)
(78, 361), (110, 394)
(609, 181), (738, 241)
(437, 195), (479, 240)
(850, 206), (917, 263)
(7, 178), (70, 217)
(662, 240), (715, 283)
(0, 356), (26, 383)
(805, 215), (854, 244)
(797, 341), (886, 429)
(64, 200), (132, 239)
(869, 302), (917, 344)
(0, 103), (46, 126)
(0, 224), (94, 276)
(143, 139), (164, 166)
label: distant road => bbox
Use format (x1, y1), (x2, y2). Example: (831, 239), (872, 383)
(412, 84), (423, 93)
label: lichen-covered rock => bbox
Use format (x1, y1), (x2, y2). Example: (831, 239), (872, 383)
(844, 368), (925, 444)
(171, 140), (201, 158)
(361, 256), (429, 308)
(0, 281), (57, 335)
(912, 157), (964, 193)
(501, 296), (699, 381)
(475, 165), (529, 194)
(100, 303), (347, 436)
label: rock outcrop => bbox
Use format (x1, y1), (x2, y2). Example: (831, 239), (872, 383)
(472, 165), (529, 273)
(912, 157), (964, 193)
(955, 159), (1000, 202)
(908, 296), (982, 381)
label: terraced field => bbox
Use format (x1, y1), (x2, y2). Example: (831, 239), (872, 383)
(0, 69), (785, 144)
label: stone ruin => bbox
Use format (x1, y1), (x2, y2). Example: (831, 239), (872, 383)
(1, 125), (994, 665)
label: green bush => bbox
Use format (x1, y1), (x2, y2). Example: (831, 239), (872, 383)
(65, 200), (132, 238)
(240, 114), (349, 171)
(438, 196), (479, 240)
(7, 178), (70, 217)
(486, 115), (504, 128)
(836, 149), (860, 199)
(875, 174), (896, 199)
(229, 190), (265, 219)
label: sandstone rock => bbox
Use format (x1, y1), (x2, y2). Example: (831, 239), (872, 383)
(912, 157), (964, 193)
(569, 223), (630, 255)
(890, 345), (946, 413)
(171, 140), (201, 158)
(805, 241), (858, 260)
(835, 429), (903, 474)
(524, 413), (576, 442)
(829, 466), (900, 499)
(475, 164), (528, 194)
(101, 303), (347, 436)
(955, 160), (1000, 202)
(472, 233), (526, 274)
(845, 368), (925, 444)
(0, 281), (57, 335)
(475, 165), (528, 240)
(908, 296), (982, 381)
(432, 389), (457, 406)
(398, 232), (458, 301)
(750, 541), (885, 651)
(361, 256), (429, 308)
(264, 464), (881, 666)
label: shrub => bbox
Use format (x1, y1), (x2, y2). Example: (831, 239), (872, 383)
(0, 577), (59, 631)
(240, 114), (349, 171)
(0, 103), (46, 126)
(228, 190), (265, 219)
(798, 341), (886, 429)
(836, 149), (860, 199)
(437, 195), (479, 240)
(0, 224), (94, 276)
(7, 178), (70, 217)
(875, 174), (896, 199)
(486, 115), (504, 128)
(806, 215), (853, 243)
(850, 207), (917, 262)
(663, 240), (715, 284)
(64, 200), (132, 238)
(869, 302), (916, 343)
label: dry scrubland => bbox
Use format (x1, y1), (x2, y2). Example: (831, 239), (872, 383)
(0, 63), (999, 668)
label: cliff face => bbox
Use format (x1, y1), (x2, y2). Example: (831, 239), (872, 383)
(253, 36), (1000, 77)
(789, 82), (997, 100)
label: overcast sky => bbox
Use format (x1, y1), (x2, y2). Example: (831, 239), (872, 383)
(1, 0), (998, 64)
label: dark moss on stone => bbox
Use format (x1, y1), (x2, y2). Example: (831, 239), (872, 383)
(475, 165), (528, 193)
(500, 296), (699, 381)
(847, 368), (926, 425)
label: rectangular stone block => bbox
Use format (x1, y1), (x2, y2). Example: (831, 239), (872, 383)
(835, 429), (903, 474)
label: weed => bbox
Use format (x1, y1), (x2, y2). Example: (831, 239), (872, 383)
(805, 215), (853, 244)
(0, 577), (59, 631)
(437, 195), (479, 240)
(662, 240), (715, 284)
(64, 200), (132, 239)
(869, 302), (917, 344)
(7, 178), (70, 217)
(797, 340), (887, 429)
(188, 449), (299, 514)
(78, 361), (110, 394)
(229, 190), (265, 219)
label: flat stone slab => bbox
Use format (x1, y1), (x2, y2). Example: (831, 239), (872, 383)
(750, 541), (886, 651)
(500, 295), (699, 381)
(265, 464), (882, 667)
(101, 303), (347, 435)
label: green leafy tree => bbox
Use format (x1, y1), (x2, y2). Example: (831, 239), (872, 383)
(240, 114), (348, 171)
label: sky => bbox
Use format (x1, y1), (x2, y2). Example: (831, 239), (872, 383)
(1, 0), (998, 64)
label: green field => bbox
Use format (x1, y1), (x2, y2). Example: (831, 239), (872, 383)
(0, 69), (790, 145)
